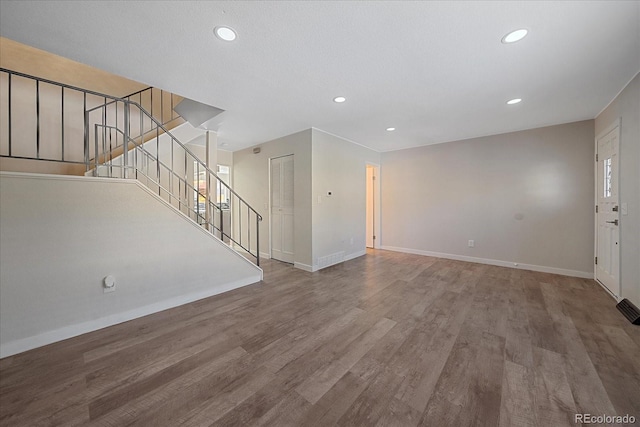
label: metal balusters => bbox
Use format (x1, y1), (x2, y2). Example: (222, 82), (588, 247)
(256, 214), (260, 266)
(61, 87), (64, 161)
(196, 162), (201, 220)
(8, 72), (12, 156)
(156, 126), (160, 195)
(184, 150), (188, 215)
(102, 97), (107, 166)
(150, 88), (153, 125)
(94, 123), (99, 176)
(1, 66), (263, 264)
(217, 177), (222, 240)
(123, 103), (129, 179)
(140, 103), (144, 177)
(108, 127), (113, 176)
(36, 80), (40, 159)
(84, 94), (89, 171)
(170, 133), (174, 206)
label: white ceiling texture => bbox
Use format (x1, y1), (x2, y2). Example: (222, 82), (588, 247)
(1, 1), (638, 152)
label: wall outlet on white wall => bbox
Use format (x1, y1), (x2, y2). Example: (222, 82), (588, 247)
(468, 240), (475, 248)
(103, 275), (116, 293)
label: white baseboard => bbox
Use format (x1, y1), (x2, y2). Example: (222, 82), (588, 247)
(310, 249), (368, 272)
(294, 262), (315, 272)
(380, 246), (593, 279)
(345, 249), (367, 262)
(0, 276), (260, 359)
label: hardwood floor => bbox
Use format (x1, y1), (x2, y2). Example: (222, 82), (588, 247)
(1, 250), (639, 426)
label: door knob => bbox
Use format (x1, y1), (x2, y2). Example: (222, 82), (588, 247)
(606, 220), (619, 225)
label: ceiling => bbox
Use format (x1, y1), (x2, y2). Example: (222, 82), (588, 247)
(1, 1), (638, 152)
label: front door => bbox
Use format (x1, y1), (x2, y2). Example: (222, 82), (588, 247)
(596, 124), (620, 297)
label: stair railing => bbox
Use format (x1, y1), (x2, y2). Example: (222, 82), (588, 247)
(86, 98), (262, 265)
(0, 67), (262, 265)
(0, 68), (180, 168)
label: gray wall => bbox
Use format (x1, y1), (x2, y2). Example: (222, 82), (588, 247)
(380, 120), (595, 277)
(0, 172), (261, 357)
(311, 129), (380, 269)
(595, 73), (640, 307)
(233, 129), (313, 267)
(233, 128), (380, 271)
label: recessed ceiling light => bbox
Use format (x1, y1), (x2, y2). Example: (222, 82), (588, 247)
(386, 127), (396, 131)
(507, 98), (522, 105)
(502, 29), (528, 44)
(214, 26), (237, 42)
(333, 96), (346, 103)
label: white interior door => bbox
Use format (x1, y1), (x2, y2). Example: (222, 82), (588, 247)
(271, 155), (294, 263)
(596, 124), (620, 297)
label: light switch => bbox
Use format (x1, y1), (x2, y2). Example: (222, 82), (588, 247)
(621, 202), (628, 215)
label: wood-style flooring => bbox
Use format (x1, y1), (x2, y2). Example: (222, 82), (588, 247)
(1, 250), (639, 426)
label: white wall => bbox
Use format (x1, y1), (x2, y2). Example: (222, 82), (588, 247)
(232, 128), (380, 271)
(380, 120), (595, 277)
(311, 129), (380, 269)
(233, 129), (313, 268)
(0, 172), (262, 358)
(595, 73), (640, 307)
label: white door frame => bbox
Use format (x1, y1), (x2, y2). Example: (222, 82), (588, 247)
(366, 162), (381, 249)
(594, 118), (621, 300)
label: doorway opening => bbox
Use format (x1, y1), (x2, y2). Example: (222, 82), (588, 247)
(366, 164), (380, 249)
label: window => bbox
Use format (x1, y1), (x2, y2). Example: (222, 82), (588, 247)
(193, 163), (231, 214)
(604, 157), (612, 198)
(217, 165), (230, 210)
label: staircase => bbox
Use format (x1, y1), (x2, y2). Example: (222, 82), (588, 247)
(0, 68), (262, 265)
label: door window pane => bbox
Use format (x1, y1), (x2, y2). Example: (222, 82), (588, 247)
(604, 157), (612, 197)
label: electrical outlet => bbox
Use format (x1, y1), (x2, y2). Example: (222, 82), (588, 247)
(103, 275), (116, 293)
(468, 240), (475, 248)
